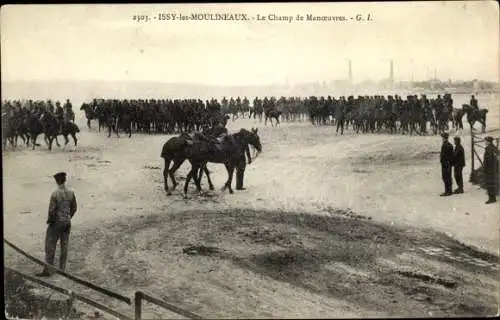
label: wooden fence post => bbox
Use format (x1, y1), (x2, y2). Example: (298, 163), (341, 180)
(135, 291), (142, 320)
(470, 128), (475, 182)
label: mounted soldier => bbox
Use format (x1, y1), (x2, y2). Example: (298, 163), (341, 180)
(470, 95), (479, 110)
(55, 101), (64, 132)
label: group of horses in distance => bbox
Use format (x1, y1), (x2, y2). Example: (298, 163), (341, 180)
(2, 100), (80, 151)
(304, 94), (488, 135)
(79, 94), (488, 137)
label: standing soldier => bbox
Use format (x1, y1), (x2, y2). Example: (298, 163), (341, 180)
(440, 132), (454, 196)
(235, 143), (252, 191)
(453, 136), (465, 194)
(483, 136), (498, 204)
(36, 172), (77, 277)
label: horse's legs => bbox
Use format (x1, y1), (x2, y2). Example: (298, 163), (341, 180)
(55, 135), (61, 147)
(87, 119), (91, 129)
(107, 124), (112, 138)
(223, 163), (235, 194)
(71, 133), (78, 146)
(163, 158), (171, 195)
(169, 159), (184, 190)
(48, 136), (53, 151)
(63, 134), (69, 146)
(183, 166), (193, 196)
(203, 164), (214, 190)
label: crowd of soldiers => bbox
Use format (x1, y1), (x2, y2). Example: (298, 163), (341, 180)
(2, 93), (484, 146)
(81, 93), (484, 136)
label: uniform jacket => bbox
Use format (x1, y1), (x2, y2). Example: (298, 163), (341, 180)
(48, 185), (77, 226)
(483, 144), (499, 185)
(453, 144), (466, 167)
(440, 140), (454, 167)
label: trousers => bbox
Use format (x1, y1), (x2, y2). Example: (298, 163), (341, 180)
(43, 223), (71, 274)
(235, 154), (246, 189)
(441, 164), (453, 194)
(453, 165), (464, 189)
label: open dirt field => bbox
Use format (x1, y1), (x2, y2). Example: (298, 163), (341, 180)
(3, 94), (500, 319)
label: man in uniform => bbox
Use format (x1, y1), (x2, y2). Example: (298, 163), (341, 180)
(55, 101), (64, 132)
(470, 95), (479, 110)
(235, 144), (252, 190)
(483, 136), (498, 204)
(37, 172), (77, 277)
(440, 132), (454, 196)
(453, 136), (465, 194)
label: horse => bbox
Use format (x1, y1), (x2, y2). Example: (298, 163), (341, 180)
(182, 128), (262, 196)
(264, 110), (281, 127)
(80, 103), (97, 129)
(26, 112), (44, 150)
(160, 126), (234, 195)
(39, 112), (80, 150)
(2, 113), (16, 150)
(451, 108), (466, 133)
(462, 104), (488, 133)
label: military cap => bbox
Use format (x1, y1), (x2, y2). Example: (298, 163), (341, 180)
(53, 172), (67, 180)
(441, 132), (449, 139)
(484, 136), (494, 142)
(453, 136), (461, 142)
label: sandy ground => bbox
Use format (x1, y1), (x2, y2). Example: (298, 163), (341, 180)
(3, 95), (500, 319)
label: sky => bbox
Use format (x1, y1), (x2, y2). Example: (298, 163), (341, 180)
(1, 1), (499, 86)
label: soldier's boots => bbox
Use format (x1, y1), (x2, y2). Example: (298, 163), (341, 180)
(453, 188), (464, 194)
(485, 197), (497, 204)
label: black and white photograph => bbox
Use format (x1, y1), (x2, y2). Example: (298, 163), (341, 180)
(2, 2), (499, 319)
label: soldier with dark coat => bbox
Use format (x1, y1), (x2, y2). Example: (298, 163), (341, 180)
(440, 132), (454, 196)
(235, 144), (252, 190)
(37, 172), (77, 277)
(470, 95), (479, 110)
(483, 136), (498, 204)
(453, 136), (465, 194)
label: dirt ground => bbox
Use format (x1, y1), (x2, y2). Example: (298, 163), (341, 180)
(3, 95), (500, 319)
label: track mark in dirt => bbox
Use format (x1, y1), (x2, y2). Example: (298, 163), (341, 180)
(143, 164), (161, 170)
(318, 205), (372, 220)
(395, 270), (457, 289)
(183, 245), (221, 256)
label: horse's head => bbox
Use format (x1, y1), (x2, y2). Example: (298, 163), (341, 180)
(240, 127), (262, 153)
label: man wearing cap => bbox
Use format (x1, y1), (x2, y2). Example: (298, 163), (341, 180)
(440, 132), (454, 196)
(453, 136), (465, 194)
(483, 136), (498, 204)
(37, 172), (77, 277)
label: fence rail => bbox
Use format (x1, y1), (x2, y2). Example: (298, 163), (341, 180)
(134, 291), (203, 320)
(5, 238), (206, 320)
(5, 267), (133, 320)
(4, 238), (132, 305)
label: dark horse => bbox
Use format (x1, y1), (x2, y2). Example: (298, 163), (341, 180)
(80, 103), (97, 129)
(265, 110), (281, 127)
(38, 112), (80, 150)
(462, 104), (488, 133)
(182, 128), (262, 196)
(160, 128), (261, 196)
(160, 126), (229, 195)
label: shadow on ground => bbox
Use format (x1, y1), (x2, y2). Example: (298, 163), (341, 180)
(8, 208), (497, 318)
